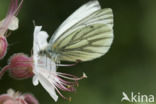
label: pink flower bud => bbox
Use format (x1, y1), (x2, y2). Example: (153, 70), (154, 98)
(0, 36), (8, 59)
(24, 94), (39, 104)
(0, 53), (34, 79)
(0, 89), (39, 104)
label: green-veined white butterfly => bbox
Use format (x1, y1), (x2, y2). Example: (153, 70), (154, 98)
(39, 0), (113, 63)
(32, 0), (113, 102)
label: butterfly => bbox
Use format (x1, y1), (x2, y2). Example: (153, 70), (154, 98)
(32, 0), (113, 102)
(38, 0), (113, 63)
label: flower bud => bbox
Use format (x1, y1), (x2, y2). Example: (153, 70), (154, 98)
(0, 89), (39, 104)
(24, 94), (39, 104)
(0, 53), (34, 79)
(0, 36), (8, 59)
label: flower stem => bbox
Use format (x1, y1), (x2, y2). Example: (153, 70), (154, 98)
(0, 65), (10, 79)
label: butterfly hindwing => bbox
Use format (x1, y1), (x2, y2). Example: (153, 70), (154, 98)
(51, 23), (113, 62)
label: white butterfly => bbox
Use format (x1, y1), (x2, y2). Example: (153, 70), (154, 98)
(39, 0), (113, 63)
(32, 0), (113, 102)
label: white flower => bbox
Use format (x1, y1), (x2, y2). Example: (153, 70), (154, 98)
(32, 26), (86, 102)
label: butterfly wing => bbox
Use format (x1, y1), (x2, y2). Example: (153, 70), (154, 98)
(48, 0), (113, 62)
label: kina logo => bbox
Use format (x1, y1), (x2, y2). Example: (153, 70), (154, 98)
(121, 92), (154, 103)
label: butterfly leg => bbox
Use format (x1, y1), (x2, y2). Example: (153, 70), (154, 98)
(57, 60), (81, 67)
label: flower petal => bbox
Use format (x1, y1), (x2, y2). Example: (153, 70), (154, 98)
(0, 16), (19, 31)
(33, 26), (42, 54)
(37, 31), (48, 50)
(8, 16), (19, 31)
(32, 75), (39, 86)
(37, 68), (58, 102)
(33, 26), (42, 73)
(38, 56), (56, 72)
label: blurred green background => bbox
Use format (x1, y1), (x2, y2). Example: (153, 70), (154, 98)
(0, 0), (156, 104)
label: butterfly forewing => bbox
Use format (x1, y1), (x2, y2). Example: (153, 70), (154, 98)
(49, 0), (101, 44)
